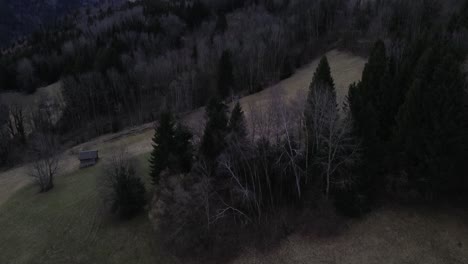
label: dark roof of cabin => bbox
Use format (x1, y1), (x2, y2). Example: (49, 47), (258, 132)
(79, 150), (98, 160)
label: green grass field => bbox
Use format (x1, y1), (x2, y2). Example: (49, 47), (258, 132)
(0, 153), (178, 264)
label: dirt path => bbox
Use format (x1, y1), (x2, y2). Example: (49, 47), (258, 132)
(0, 50), (366, 207)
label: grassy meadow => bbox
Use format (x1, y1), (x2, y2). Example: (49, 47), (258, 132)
(0, 153), (178, 264)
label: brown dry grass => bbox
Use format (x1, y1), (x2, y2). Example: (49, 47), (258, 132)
(182, 50), (366, 136)
(234, 206), (468, 264)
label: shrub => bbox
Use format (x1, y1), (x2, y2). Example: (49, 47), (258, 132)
(29, 133), (60, 193)
(149, 169), (258, 261)
(99, 153), (146, 219)
(149, 171), (212, 255)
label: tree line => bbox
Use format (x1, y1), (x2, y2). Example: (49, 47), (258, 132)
(1, 0), (351, 167)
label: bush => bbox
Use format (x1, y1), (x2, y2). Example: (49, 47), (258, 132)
(29, 133), (60, 193)
(333, 189), (369, 217)
(99, 153), (146, 219)
(149, 169), (287, 261)
(149, 171), (212, 255)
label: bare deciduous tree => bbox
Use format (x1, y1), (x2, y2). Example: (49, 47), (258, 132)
(98, 149), (146, 219)
(7, 104), (26, 144)
(305, 86), (361, 198)
(29, 134), (60, 192)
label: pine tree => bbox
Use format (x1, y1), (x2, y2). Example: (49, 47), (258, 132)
(228, 102), (247, 141)
(360, 40), (387, 102)
(217, 50), (234, 98)
(305, 56), (337, 146)
(346, 40), (390, 198)
(173, 124), (193, 174)
(306, 56), (337, 140)
(395, 47), (466, 197)
(149, 112), (175, 185)
(348, 40), (387, 144)
(311, 56), (335, 98)
(304, 56), (338, 188)
(201, 98), (229, 160)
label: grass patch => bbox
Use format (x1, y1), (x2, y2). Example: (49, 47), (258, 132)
(0, 153), (176, 264)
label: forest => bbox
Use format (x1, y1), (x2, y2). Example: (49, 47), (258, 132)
(0, 0), (468, 261)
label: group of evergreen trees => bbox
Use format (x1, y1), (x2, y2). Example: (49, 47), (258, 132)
(149, 112), (193, 185)
(148, 54), (363, 255)
(149, 99), (247, 185)
(148, 33), (468, 254)
(348, 38), (468, 200)
(304, 56), (362, 211)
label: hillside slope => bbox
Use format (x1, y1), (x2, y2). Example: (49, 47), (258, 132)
(2, 51), (468, 264)
(0, 50), (365, 206)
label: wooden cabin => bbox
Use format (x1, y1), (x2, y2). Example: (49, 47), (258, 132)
(79, 150), (99, 168)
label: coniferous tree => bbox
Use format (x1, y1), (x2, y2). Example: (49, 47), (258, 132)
(149, 112), (175, 185)
(173, 124), (193, 174)
(217, 50), (234, 99)
(305, 56), (337, 147)
(347, 40), (389, 200)
(348, 40), (387, 146)
(395, 47), (467, 197)
(304, 56), (338, 189)
(228, 102), (247, 141)
(149, 112), (194, 185)
(359, 40), (387, 104)
(311, 56), (335, 97)
(378, 56), (398, 141)
(201, 98), (229, 160)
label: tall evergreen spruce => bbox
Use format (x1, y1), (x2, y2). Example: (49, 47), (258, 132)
(305, 55), (337, 144)
(201, 98), (229, 160)
(304, 56), (338, 188)
(347, 40), (391, 200)
(173, 124), (194, 174)
(228, 102), (247, 140)
(149, 112), (193, 185)
(305, 55), (337, 138)
(149, 112), (175, 185)
(395, 47), (466, 197)
(348, 40), (388, 148)
(311, 56), (335, 98)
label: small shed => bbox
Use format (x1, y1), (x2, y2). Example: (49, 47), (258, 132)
(79, 150), (99, 168)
